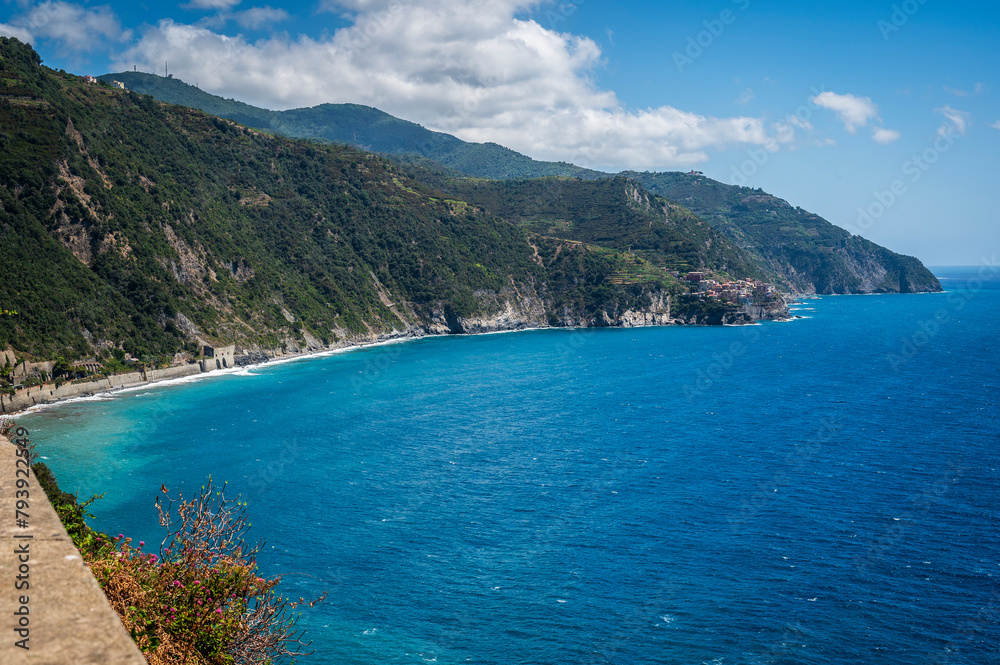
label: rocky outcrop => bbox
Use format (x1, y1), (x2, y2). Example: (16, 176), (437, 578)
(673, 311), (755, 326)
(422, 295), (549, 335)
(419, 289), (678, 333)
(739, 296), (791, 322)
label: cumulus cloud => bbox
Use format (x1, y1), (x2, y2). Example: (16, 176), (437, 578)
(112, 1), (794, 170)
(871, 127), (900, 145)
(9, 2), (129, 53)
(0, 23), (34, 43)
(811, 91), (879, 133)
(935, 105), (970, 137)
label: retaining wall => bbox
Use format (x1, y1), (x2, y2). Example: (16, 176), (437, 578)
(1, 364), (203, 414)
(0, 436), (146, 663)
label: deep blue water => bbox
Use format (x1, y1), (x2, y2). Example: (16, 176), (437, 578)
(20, 266), (1000, 664)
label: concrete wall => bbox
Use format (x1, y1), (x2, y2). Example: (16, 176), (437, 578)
(0, 437), (147, 664)
(0, 363), (203, 414)
(146, 364), (201, 382)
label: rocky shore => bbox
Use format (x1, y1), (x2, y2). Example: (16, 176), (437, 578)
(1, 291), (792, 416)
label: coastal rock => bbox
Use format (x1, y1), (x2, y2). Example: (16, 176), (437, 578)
(739, 296), (791, 321)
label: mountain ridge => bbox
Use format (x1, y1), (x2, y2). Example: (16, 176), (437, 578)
(99, 72), (608, 180)
(0, 38), (747, 375)
(100, 69), (941, 296)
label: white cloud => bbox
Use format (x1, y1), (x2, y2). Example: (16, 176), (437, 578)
(786, 114), (813, 132)
(943, 85), (969, 97)
(990, 120), (1000, 130)
(15, 2), (128, 53)
(734, 88), (754, 106)
(233, 7), (289, 30)
(318, 0), (408, 12)
(935, 105), (970, 137)
(871, 127), (900, 145)
(811, 90), (900, 145)
(183, 0), (242, 9)
(975, 82), (984, 95)
(112, 2), (795, 170)
(0, 23), (34, 44)
(811, 91), (879, 134)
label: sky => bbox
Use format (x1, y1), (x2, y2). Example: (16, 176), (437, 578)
(2, 0), (998, 265)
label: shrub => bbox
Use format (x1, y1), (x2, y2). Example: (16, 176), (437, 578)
(84, 479), (323, 664)
(2, 421), (321, 665)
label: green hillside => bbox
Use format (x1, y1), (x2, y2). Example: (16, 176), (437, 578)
(625, 171), (942, 294)
(99, 70), (941, 295)
(438, 176), (764, 280)
(100, 72), (606, 180)
(0, 38), (684, 365)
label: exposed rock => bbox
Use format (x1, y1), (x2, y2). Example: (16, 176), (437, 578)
(739, 296), (791, 321)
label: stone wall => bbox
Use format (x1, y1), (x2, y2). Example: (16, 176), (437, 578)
(0, 364), (203, 414)
(0, 436), (146, 664)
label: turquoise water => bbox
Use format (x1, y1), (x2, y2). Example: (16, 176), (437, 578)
(21, 266), (1000, 664)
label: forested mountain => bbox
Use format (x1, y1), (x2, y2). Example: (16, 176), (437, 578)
(0, 39), (690, 365)
(436, 176), (764, 281)
(100, 69), (941, 296)
(99, 72), (605, 180)
(625, 171), (941, 294)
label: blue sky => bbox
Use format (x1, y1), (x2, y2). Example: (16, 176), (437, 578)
(2, 0), (998, 264)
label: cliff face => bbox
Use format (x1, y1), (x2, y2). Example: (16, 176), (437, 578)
(405, 289), (680, 335)
(412, 288), (754, 335)
(738, 297), (791, 322)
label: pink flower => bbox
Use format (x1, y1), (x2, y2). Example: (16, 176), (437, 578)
(215, 609), (223, 614)
(139, 541), (145, 547)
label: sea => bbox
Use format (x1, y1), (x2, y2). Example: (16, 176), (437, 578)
(18, 266), (1000, 664)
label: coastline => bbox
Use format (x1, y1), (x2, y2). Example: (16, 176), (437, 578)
(3, 290), (799, 417)
(2, 330), (414, 417)
(1, 324), (568, 417)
